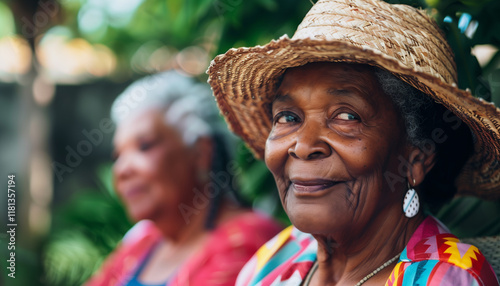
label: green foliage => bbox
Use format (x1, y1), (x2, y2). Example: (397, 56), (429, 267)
(235, 142), (289, 225)
(0, 240), (41, 286)
(37, 1), (500, 284)
(52, 0), (500, 105)
(425, 0), (500, 103)
(213, 0), (311, 54)
(435, 196), (500, 238)
(53, 0), (311, 75)
(0, 1), (15, 37)
(42, 165), (132, 286)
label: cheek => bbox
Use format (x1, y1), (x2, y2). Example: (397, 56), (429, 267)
(332, 135), (391, 178)
(333, 137), (405, 204)
(114, 152), (160, 183)
(153, 144), (191, 179)
(265, 138), (289, 184)
(158, 146), (200, 194)
(265, 136), (290, 174)
(264, 141), (277, 172)
(265, 138), (292, 202)
(140, 153), (169, 181)
(127, 149), (189, 207)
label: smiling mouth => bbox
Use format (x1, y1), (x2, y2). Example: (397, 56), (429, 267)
(290, 179), (342, 196)
(122, 186), (147, 199)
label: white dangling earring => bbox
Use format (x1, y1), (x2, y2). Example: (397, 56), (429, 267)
(403, 179), (419, 218)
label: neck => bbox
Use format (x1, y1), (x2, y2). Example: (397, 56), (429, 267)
(154, 188), (213, 245)
(312, 205), (424, 285)
(158, 212), (208, 246)
(153, 198), (244, 246)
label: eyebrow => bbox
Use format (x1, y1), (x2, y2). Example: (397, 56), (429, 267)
(273, 85), (376, 111)
(272, 93), (293, 103)
(329, 86), (378, 109)
(327, 88), (355, 97)
(272, 88), (356, 107)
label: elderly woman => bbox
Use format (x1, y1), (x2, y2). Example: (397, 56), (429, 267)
(85, 70), (282, 286)
(208, 0), (500, 285)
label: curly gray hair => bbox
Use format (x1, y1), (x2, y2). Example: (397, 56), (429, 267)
(373, 68), (435, 149)
(111, 70), (234, 149)
(373, 67), (473, 209)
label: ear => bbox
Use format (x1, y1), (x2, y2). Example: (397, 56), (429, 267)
(193, 137), (214, 172)
(406, 147), (436, 186)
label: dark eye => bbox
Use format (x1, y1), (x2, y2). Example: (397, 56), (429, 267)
(139, 140), (156, 151)
(335, 112), (359, 121)
(274, 111), (301, 124)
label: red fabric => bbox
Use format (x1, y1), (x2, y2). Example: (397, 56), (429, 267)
(85, 212), (283, 286)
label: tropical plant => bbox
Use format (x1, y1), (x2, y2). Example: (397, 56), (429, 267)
(43, 165), (132, 286)
(32, 0), (500, 285)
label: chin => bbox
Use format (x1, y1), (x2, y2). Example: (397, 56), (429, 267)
(287, 207), (329, 234)
(126, 206), (155, 222)
(288, 202), (353, 236)
(290, 218), (319, 234)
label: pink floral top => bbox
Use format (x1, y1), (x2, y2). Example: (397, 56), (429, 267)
(85, 212), (283, 286)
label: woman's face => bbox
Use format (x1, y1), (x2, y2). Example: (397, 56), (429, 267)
(113, 109), (200, 226)
(265, 62), (409, 236)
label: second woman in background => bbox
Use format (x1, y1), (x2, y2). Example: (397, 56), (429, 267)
(85, 70), (282, 286)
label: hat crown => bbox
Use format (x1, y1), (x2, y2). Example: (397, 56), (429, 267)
(292, 0), (457, 85)
(207, 0), (500, 197)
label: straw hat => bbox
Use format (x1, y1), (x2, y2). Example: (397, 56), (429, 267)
(207, 0), (500, 198)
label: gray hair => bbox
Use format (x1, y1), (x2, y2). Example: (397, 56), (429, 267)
(111, 70), (233, 148)
(373, 68), (435, 149)
(373, 67), (474, 207)
(111, 71), (246, 228)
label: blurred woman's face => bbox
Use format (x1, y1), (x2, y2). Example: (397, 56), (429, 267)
(265, 62), (408, 237)
(112, 109), (200, 227)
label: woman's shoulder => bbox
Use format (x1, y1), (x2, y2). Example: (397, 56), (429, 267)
(389, 216), (499, 286)
(210, 211), (284, 251)
(235, 226), (317, 286)
(84, 221), (162, 286)
(389, 259), (498, 286)
(223, 211), (283, 230)
(172, 212), (284, 286)
(122, 220), (161, 245)
(99, 220), (162, 263)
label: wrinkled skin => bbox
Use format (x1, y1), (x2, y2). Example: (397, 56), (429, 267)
(266, 62), (408, 237)
(265, 62), (428, 285)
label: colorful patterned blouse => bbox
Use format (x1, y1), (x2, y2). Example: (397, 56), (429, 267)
(236, 216), (499, 286)
(85, 212), (282, 286)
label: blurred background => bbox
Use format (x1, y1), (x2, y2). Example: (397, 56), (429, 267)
(0, 0), (498, 285)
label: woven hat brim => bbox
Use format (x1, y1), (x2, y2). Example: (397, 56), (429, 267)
(208, 36), (500, 199)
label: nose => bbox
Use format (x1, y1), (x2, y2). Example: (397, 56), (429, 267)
(288, 122), (332, 160)
(113, 153), (134, 181)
